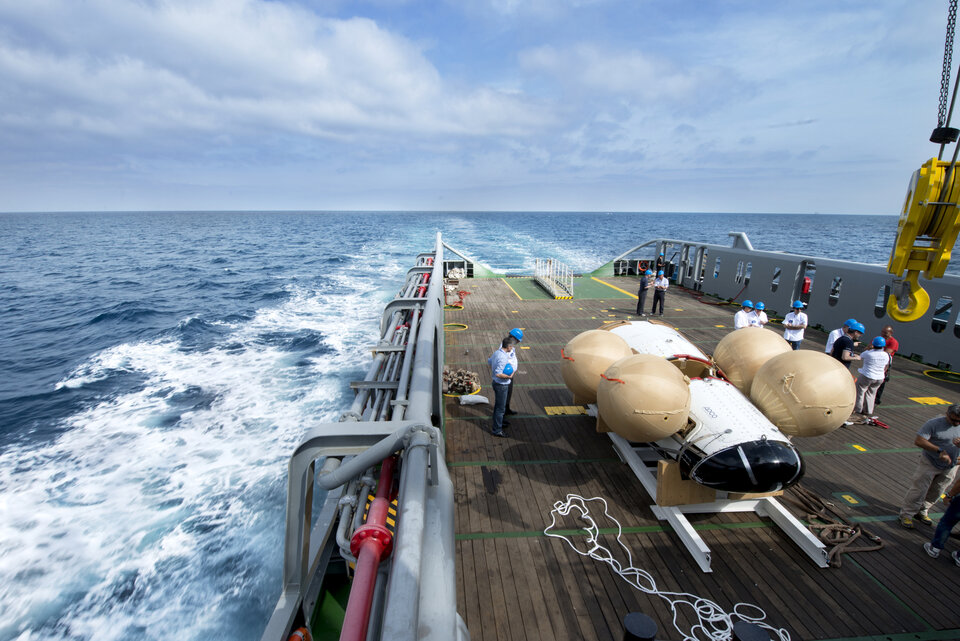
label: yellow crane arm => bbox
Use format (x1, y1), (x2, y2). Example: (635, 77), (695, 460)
(887, 157), (960, 321)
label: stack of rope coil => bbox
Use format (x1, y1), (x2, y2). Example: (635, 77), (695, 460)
(784, 485), (884, 567)
(443, 366), (480, 395)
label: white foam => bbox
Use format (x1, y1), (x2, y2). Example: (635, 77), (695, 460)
(1, 252), (398, 640)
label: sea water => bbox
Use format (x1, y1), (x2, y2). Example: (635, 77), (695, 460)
(0, 210), (901, 640)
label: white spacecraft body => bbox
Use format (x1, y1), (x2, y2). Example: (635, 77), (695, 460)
(607, 321), (804, 493)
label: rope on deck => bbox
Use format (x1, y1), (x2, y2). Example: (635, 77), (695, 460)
(544, 494), (790, 641)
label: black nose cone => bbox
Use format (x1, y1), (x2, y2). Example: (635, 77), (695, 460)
(689, 440), (804, 493)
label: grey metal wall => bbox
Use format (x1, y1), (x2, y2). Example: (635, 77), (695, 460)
(615, 234), (960, 368)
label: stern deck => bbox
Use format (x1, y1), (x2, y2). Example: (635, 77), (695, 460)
(443, 275), (960, 641)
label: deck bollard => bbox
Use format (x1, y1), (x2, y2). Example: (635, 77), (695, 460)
(622, 612), (658, 641)
(732, 620), (770, 641)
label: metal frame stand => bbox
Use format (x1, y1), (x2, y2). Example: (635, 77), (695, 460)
(607, 432), (829, 573)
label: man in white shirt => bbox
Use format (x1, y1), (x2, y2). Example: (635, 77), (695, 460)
(651, 270), (669, 316)
(751, 301), (768, 327)
(782, 300), (808, 349)
(825, 318), (857, 353)
(734, 300), (754, 329)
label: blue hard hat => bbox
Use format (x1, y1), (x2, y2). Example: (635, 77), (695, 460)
(502, 363), (514, 376)
(851, 322), (865, 333)
(509, 328), (523, 342)
(657, 270), (664, 276)
(792, 300), (803, 308)
(742, 300), (754, 308)
(872, 336), (886, 348)
(843, 318), (857, 328)
(644, 269), (653, 276)
(755, 302), (765, 310)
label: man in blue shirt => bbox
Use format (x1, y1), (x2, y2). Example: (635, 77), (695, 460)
(488, 337), (516, 437)
(899, 404), (960, 528)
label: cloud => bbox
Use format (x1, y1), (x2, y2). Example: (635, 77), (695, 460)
(0, 0), (545, 149)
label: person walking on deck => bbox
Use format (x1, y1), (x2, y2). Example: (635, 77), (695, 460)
(782, 300), (808, 349)
(503, 328), (523, 418)
(636, 270), (653, 316)
(487, 337), (516, 437)
(899, 405), (960, 528)
(734, 300), (754, 329)
(922, 471), (960, 566)
(853, 337), (890, 421)
(651, 271), (668, 316)
(875, 325), (899, 405)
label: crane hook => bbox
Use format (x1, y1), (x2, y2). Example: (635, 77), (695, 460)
(886, 271), (931, 322)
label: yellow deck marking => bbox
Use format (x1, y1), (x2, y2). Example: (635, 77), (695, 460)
(840, 494), (860, 505)
(715, 324), (726, 328)
(851, 444), (867, 452)
(608, 314), (616, 317)
(501, 279), (523, 299)
(590, 277), (637, 298)
(910, 396), (950, 405)
(674, 308), (683, 311)
(520, 345), (530, 349)
(545, 405), (588, 415)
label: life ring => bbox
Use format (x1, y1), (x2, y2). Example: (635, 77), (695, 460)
(287, 628), (312, 641)
(638, 260), (649, 272)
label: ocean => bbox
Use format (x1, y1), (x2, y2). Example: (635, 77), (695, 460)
(0, 210), (900, 640)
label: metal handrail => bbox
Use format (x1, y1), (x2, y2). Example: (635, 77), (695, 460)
(260, 232), (467, 641)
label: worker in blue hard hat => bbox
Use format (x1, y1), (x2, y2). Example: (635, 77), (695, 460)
(636, 269), (654, 317)
(651, 270), (668, 316)
(782, 300), (808, 349)
(488, 335), (517, 437)
(734, 300), (754, 329)
(831, 321), (864, 366)
(751, 301), (769, 327)
(503, 329), (523, 417)
(825, 318), (858, 354)
(853, 336), (890, 421)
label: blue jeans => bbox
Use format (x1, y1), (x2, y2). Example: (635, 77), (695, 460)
(787, 340), (801, 350)
(492, 382), (510, 434)
(932, 496), (960, 549)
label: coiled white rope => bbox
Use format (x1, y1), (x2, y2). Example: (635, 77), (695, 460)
(544, 494), (790, 641)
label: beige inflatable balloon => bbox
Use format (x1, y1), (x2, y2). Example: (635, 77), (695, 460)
(750, 350), (856, 437)
(560, 330), (633, 403)
(596, 354), (691, 441)
(713, 327), (792, 394)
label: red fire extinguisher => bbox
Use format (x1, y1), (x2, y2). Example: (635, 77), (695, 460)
(801, 277), (812, 294)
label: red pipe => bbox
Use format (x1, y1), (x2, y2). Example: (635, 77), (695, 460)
(338, 457), (396, 641)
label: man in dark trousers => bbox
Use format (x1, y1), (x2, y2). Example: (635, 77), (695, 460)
(651, 270), (668, 316)
(875, 325), (898, 405)
(503, 328), (523, 418)
(636, 269), (653, 316)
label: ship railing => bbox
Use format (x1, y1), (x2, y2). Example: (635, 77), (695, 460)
(534, 257), (575, 299)
(261, 232), (468, 641)
(608, 232), (960, 367)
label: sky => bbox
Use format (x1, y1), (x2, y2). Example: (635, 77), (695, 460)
(0, 0), (953, 214)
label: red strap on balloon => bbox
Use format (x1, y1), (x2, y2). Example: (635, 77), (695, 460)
(600, 373), (625, 384)
(560, 348), (575, 361)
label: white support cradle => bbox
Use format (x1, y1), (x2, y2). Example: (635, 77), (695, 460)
(607, 432), (829, 573)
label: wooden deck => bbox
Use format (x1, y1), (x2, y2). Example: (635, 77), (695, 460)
(442, 275), (960, 641)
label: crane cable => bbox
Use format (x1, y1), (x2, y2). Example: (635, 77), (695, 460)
(937, 0), (958, 161)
